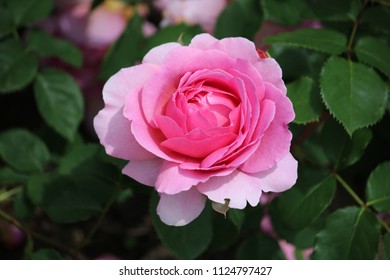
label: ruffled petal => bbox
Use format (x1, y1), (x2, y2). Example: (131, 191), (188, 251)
(122, 158), (164, 186)
(197, 170), (263, 209)
(94, 65), (158, 160)
(157, 187), (206, 226)
(240, 83), (294, 173)
(143, 42), (181, 65)
(252, 152), (298, 193)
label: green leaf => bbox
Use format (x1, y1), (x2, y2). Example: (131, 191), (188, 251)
(0, 9), (14, 38)
(26, 174), (49, 206)
(0, 129), (50, 172)
(150, 193), (212, 259)
(58, 143), (99, 175)
(236, 233), (284, 259)
(34, 68), (84, 141)
(366, 161), (390, 212)
(320, 57), (388, 135)
(308, 0), (355, 21)
(142, 24), (203, 56)
(0, 39), (38, 93)
(321, 119), (372, 170)
(270, 204), (326, 249)
(261, 0), (310, 25)
(209, 214), (239, 253)
(13, 190), (33, 220)
(0, 168), (29, 184)
(214, 0), (262, 39)
(42, 176), (102, 223)
(385, 233), (390, 260)
(28, 30), (83, 67)
(265, 29), (347, 55)
(312, 207), (380, 259)
(8, 0), (52, 26)
(276, 176), (336, 230)
(361, 6), (390, 34)
(99, 14), (144, 80)
(355, 37), (390, 78)
(227, 208), (245, 232)
(27, 249), (64, 260)
(287, 76), (323, 124)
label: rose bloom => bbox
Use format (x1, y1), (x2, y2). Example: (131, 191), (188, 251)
(94, 34), (297, 226)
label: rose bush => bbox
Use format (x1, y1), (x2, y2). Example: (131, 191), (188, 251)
(94, 33), (297, 226)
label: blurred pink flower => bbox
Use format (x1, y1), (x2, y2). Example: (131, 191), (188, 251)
(94, 33), (297, 226)
(155, 0), (227, 33)
(39, 0), (156, 136)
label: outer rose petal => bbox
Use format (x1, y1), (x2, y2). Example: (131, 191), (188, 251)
(122, 158), (164, 186)
(143, 42), (181, 65)
(157, 187), (206, 226)
(241, 83), (294, 173)
(252, 153), (298, 193)
(197, 153), (297, 208)
(255, 58), (286, 94)
(94, 65), (158, 160)
(197, 171), (264, 209)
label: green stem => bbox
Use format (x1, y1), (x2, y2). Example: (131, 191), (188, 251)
(0, 186), (22, 202)
(333, 172), (366, 208)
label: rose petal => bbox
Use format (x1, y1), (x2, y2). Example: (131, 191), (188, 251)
(252, 152), (298, 193)
(157, 187), (206, 226)
(143, 42), (181, 65)
(240, 83), (294, 173)
(122, 158), (164, 186)
(255, 58), (286, 95)
(94, 65), (158, 160)
(198, 153), (297, 208)
(197, 170), (263, 209)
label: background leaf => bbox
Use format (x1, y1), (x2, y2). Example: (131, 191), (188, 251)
(41, 176), (102, 223)
(275, 176), (336, 230)
(355, 37), (390, 78)
(265, 29), (347, 55)
(28, 30), (83, 67)
(261, 0), (310, 25)
(366, 161), (390, 212)
(0, 129), (50, 173)
(312, 207), (380, 259)
(150, 193), (212, 259)
(321, 119), (372, 170)
(287, 76), (323, 124)
(8, 0), (52, 27)
(214, 0), (262, 39)
(385, 233), (390, 260)
(320, 56), (388, 135)
(34, 68), (84, 141)
(235, 233), (284, 259)
(0, 39), (38, 93)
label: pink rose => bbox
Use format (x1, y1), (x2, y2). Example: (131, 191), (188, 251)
(94, 34), (297, 226)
